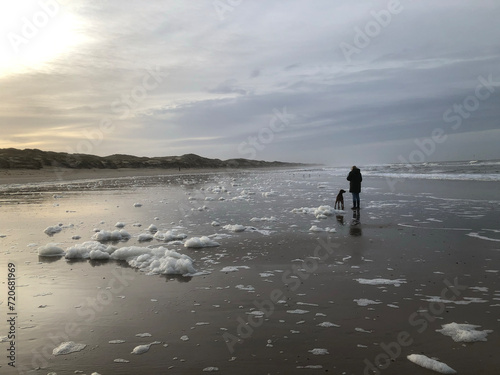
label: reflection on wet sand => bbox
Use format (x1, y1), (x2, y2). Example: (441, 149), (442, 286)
(349, 208), (361, 236)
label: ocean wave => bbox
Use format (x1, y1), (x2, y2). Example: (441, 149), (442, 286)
(324, 159), (500, 182)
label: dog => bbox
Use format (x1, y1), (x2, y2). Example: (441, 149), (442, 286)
(334, 189), (346, 210)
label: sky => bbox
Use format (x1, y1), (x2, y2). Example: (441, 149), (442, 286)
(1, 0), (499, 166)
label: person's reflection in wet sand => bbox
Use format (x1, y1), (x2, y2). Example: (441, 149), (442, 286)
(349, 208), (361, 236)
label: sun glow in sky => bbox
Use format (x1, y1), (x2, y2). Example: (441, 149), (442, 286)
(0, 1), (84, 76)
(0, 1), (499, 165)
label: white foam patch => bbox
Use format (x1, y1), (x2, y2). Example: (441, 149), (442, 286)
(407, 354), (457, 374)
(38, 243), (65, 257)
(220, 266), (250, 272)
(235, 284), (255, 291)
(246, 311), (264, 317)
(184, 236), (220, 248)
(466, 232), (500, 242)
(131, 341), (161, 354)
(135, 333), (152, 337)
(354, 299), (382, 306)
(137, 233), (154, 242)
(308, 348), (329, 355)
(436, 322), (493, 342)
(355, 328), (372, 333)
(223, 224), (247, 232)
(292, 205), (342, 219)
(317, 322), (340, 328)
(355, 278), (406, 287)
(309, 225), (336, 233)
(259, 272), (274, 278)
(422, 296), (488, 305)
(44, 226), (62, 235)
(65, 241), (115, 260)
(262, 191), (278, 197)
(154, 231), (187, 242)
(222, 224), (271, 235)
(250, 216), (278, 222)
(53, 341), (87, 356)
(202, 367), (219, 372)
(110, 246), (197, 276)
(92, 229), (131, 242)
(287, 309), (309, 314)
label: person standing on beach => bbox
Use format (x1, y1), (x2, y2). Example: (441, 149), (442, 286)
(347, 166), (362, 209)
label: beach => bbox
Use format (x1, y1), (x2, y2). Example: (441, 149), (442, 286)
(0, 166), (499, 374)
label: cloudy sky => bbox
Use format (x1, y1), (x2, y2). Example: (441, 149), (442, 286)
(1, 0), (499, 166)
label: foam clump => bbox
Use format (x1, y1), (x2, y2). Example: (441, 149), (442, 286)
(203, 367), (219, 372)
(110, 246), (197, 275)
(221, 266), (250, 272)
(317, 322), (340, 328)
(138, 233), (154, 242)
(184, 236), (220, 248)
(44, 225), (62, 235)
(309, 225), (336, 233)
(407, 354), (456, 374)
(309, 348), (329, 355)
(291, 205), (339, 219)
(223, 224), (266, 234)
(92, 229), (131, 242)
(53, 341), (87, 356)
(355, 278), (406, 287)
(223, 224), (247, 232)
(131, 341), (161, 354)
(250, 216), (278, 222)
(354, 299), (382, 306)
(65, 241), (115, 260)
(154, 230), (187, 242)
(38, 243), (65, 257)
(314, 205), (335, 217)
(262, 191), (278, 197)
(436, 322), (492, 342)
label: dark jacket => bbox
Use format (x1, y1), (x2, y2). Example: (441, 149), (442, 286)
(347, 168), (362, 193)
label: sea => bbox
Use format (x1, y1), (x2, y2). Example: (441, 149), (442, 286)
(324, 159), (500, 181)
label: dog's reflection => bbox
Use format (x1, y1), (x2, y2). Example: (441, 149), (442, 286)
(336, 214), (345, 226)
(349, 208), (361, 236)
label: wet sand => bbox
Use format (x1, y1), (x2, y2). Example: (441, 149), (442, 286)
(0, 167), (255, 185)
(0, 169), (499, 374)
